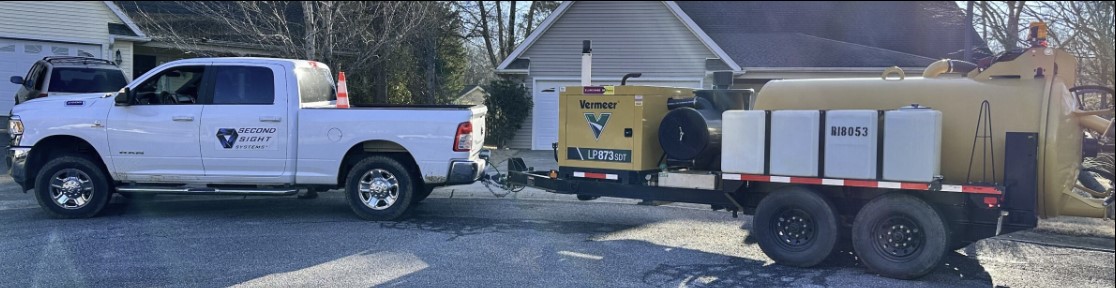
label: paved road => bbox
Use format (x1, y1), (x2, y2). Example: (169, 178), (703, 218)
(1, 150), (1113, 287)
(1, 189), (1113, 287)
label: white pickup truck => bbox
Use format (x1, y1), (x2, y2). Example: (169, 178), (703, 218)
(7, 57), (487, 220)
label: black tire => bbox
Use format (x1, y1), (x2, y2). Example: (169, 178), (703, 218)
(852, 193), (950, 279)
(411, 185), (435, 204)
(33, 154), (112, 219)
(345, 156), (414, 221)
(753, 186), (840, 267)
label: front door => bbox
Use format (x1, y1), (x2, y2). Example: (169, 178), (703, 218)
(107, 65), (208, 179)
(199, 65), (289, 178)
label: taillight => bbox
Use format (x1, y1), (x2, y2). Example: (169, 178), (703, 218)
(454, 121), (473, 152)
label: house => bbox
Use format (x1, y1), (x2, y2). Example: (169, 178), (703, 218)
(496, 1), (989, 150)
(0, 1), (148, 116)
(453, 85), (487, 106)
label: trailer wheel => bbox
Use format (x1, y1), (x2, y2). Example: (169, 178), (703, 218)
(345, 156), (414, 221)
(852, 193), (949, 279)
(753, 186), (839, 267)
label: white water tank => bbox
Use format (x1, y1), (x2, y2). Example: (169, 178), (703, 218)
(770, 110), (820, 177)
(722, 110), (766, 174)
(883, 105), (942, 182)
(824, 110), (879, 179)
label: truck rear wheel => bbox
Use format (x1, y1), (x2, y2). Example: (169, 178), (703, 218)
(345, 156), (414, 221)
(852, 193), (949, 279)
(753, 186), (839, 267)
(33, 154), (112, 219)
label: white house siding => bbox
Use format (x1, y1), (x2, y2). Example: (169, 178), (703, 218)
(113, 40), (134, 77)
(0, 1), (119, 46)
(507, 1), (718, 149)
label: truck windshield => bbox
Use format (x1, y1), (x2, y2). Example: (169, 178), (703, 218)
(48, 67), (128, 93)
(295, 67), (336, 105)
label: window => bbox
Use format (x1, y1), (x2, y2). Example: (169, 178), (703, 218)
(28, 65), (47, 90)
(0, 44), (14, 53)
(47, 68), (128, 93)
(211, 66), (274, 105)
(77, 50), (95, 57)
(24, 45), (41, 54)
(132, 66), (206, 105)
(295, 67), (335, 104)
(51, 46), (69, 56)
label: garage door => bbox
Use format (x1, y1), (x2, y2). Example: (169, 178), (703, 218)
(531, 79), (702, 150)
(0, 38), (102, 115)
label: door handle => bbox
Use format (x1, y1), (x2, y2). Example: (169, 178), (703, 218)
(259, 116), (282, 122)
(172, 115), (194, 122)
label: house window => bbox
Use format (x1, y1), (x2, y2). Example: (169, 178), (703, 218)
(24, 45), (42, 54)
(0, 44), (15, 52)
(52, 47), (70, 55)
(78, 50), (95, 57)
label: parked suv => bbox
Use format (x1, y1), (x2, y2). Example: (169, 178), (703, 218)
(9, 56), (130, 105)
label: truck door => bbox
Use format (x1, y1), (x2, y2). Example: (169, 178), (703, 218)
(199, 64), (290, 178)
(106, 65), (207, 178)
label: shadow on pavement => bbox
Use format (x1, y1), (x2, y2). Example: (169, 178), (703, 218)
(3, 196), (994, 287)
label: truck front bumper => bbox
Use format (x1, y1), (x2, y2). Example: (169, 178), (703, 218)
(445, 159), (486, 185)
(8, 147), (31, 191)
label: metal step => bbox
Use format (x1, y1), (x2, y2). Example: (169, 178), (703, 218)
(116, 186), (299, 196)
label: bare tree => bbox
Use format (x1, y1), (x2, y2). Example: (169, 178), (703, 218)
(974, 1), (1035, 52)
(456, 1), (560, 68)
(129, 1), (435, 102)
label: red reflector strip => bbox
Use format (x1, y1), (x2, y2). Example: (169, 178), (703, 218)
(721, 173), (1001, 195)
(573, 171), (618, 180)
(962, 186), (1002, 195)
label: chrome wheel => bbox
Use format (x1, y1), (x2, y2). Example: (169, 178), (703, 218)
(48, 168), (94, 210)
(359, 169), (399, 210)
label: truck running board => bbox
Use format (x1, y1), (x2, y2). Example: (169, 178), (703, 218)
(116, 187), (299, 196)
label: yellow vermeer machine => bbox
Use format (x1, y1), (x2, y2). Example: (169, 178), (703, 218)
(505, 27), (1113, 280)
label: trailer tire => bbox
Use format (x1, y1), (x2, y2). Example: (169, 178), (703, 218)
(753, 186), (840, 268)
(852, 193), (949, 279)
(345, 156), (414, 221)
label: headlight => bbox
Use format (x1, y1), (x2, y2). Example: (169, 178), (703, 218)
(9, 115), (23, 146)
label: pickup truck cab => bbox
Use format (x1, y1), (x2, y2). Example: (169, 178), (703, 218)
(8, 57), (487, 220)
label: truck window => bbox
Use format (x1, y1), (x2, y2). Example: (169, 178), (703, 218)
(47, 68), (128, 93)
(210, 66), (275, 105)
(295, 67), (335, 105)
(131, 66), (206, 105)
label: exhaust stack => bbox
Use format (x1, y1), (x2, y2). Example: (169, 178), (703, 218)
(581, 40), (592, 86)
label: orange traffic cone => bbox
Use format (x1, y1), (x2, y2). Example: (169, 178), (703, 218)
(336, 71), (350, 109)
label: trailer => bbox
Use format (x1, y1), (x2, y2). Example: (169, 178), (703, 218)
(500, 27), (1113, 279)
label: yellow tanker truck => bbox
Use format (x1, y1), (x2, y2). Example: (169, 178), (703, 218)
(504, 36), (1113, 279)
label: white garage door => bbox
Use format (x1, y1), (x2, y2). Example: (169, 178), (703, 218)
(531, 79), (703, 150)
(0, 38), (102, 115)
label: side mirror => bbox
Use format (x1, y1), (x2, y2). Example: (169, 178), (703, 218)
(9, 76), (23, 85)
(115, 87), (133, 106)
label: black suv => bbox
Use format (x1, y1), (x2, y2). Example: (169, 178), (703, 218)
(9, 56), (130, 104)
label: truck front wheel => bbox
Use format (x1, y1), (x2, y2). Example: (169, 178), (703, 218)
(852, 193), (950, 279)
(33, 154), (112, 219)
(345, 156), (414, 221)
(753, 186), (840, 267)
